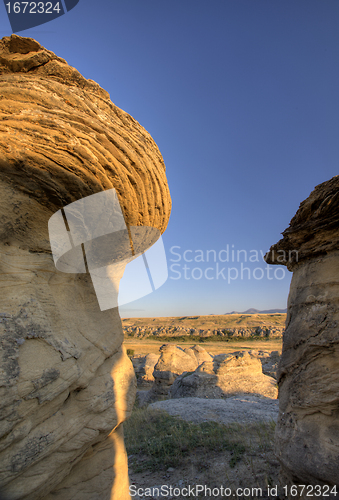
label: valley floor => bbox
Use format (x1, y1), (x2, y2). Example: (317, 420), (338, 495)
(123, 338), (283, 357)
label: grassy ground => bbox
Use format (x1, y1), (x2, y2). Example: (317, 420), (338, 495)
(124, 317), (285, 498)
(125, 405), (285, 499)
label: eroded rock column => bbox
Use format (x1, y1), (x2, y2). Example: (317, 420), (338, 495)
(265, 176), (339, 496)
(0, 34), (171, 500)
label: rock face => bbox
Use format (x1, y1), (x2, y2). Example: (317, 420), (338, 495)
(124, 325), (284, 339)
(0, 35), (171, 500)
(265, 176), (339, 495)
(248, 350), (281, 380)
(0, 34), (171, 232)
(152, 344), (202, 396)
(131, 353), (159, 386)
(136, 344), (213, 405)
(170, 351), (278, 399)
(183, 344), (213, 365)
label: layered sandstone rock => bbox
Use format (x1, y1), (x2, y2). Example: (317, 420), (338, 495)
(0, 35), (171, 500)
(265, 176), (339, 495)
(248, 350), (281, 380)
(136, 345), (212, 405)
(170, 351), (278, 399)
(183, 344), (213, 365)
(131, 353), (159, 386)
(0, 34), (171, 232)
(123, 325), (284, 339)
(152, 344), (200, 396)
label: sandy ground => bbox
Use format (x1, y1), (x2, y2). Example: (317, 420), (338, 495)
(149, 396), (279, 425)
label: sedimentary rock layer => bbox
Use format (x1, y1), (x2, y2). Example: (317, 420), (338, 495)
(0, 35), (171, 500)
(0, 34), (171, 236)
(124, 325), (284, 339)
(265, 176), (339, 269)
(170, 351), (278, 399)
(265, 176), (339, 496)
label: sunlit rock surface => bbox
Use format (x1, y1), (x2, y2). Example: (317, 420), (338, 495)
(170, 351), (278, 399)
(0, 34), (171, 500)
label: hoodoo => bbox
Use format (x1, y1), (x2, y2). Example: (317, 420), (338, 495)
(265, 176), (339, 497)
(0, 34), (171, 499)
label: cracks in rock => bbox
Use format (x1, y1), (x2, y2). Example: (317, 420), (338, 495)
(25, 60), (50, 73)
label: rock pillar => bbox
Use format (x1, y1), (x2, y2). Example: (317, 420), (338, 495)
(265, 176), (339, 496)
(0, 35), (171, 500)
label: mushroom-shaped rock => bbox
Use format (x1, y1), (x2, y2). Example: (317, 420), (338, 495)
(265, 176), (339, 495)
(170, 351), (278, 399)
(0, 35), (171, 500)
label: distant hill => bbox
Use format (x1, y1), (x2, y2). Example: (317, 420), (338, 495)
(122, 313), (286, 340)
(226, 308), (287, 315)
(122, 313), (286, 332)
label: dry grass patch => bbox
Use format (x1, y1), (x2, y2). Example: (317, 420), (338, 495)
(125, 406), (283, 499)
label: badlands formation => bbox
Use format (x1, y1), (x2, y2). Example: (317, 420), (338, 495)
(0, 35), (171, 499)
(123, 313), (285, 339)
(265, 175), (339, 495)
(132, 344), (279, 407)
(170, 351), (278, 400)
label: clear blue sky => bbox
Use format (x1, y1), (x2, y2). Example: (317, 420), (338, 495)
(1, 1), (338, 317)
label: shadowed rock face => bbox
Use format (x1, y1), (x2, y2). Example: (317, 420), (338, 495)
(152, 344), (201, 396)
(265, 176), (339, 496)
(0, 35), (171, 500)
(170, 351), (278, 399)
(131, 353), (160, 386)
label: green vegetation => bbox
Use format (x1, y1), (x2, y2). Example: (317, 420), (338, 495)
(149, 335), (230, 343)
(124, 333), (274, 343)
(126, 349), (135, 357)
(124, 406), (276, 473)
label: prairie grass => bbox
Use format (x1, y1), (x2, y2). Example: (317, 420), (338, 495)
(125, 407), (260, 472)
(125, 405), (280, 500)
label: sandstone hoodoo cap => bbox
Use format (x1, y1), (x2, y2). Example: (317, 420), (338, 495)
(0, 34), (171, 234)
(265, 175), (339, 270)
(0, 34), (172, 310)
